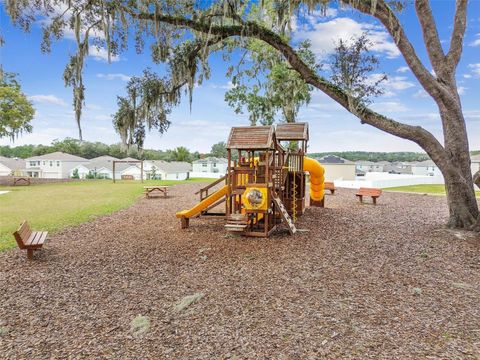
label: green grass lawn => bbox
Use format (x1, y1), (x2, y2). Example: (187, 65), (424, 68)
(386, 184), (480, 197)
(0, 178), (214, 252)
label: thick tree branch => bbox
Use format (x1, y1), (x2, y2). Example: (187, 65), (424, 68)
(130, 9), (449, 165)
(414, 0), (446, 75)
(446, 0), (468, 71)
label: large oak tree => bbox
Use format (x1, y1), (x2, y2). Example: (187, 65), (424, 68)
(5, 0), (479, 230)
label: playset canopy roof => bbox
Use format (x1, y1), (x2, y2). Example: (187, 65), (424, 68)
(226, 126), (276, 150)
(275, 122), (309, 141)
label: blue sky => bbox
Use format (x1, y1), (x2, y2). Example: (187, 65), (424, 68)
(0, 2), (479, 153)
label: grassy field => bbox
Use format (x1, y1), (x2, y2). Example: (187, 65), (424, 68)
(0, 178), (214, 252)
(386, 184), (480, 197)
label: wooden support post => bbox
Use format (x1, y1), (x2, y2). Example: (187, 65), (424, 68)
(310, 197), (324, 208)
(181, 217), (189, 229)
(27, 249), (34, 260)
(113, 161), (116, 183)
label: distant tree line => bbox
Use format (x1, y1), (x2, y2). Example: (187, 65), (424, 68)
(0, 138), (200, 162)
(1, 138), (477, 163)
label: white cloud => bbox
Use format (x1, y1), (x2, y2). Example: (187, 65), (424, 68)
(413, 89), (429, 98)
(469, 34), (480, 47)
(464, 110), (480, 122)
(396, 66), (410, 73)
(463, 74), (472, 79)
(368, 73), (415, 97)
(468, 63), (480, 77)
(89, 47), (119, 62)
(385, 76), (415, 91)
(210, 81), (235, 90)
(294, 17), (400, 58)
(371, 101), (408, 113)
(458, 86), (467, 95)
(96, 73), (131, 81)
(28, 94), (67, 106)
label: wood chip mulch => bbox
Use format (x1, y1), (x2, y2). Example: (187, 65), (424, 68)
(1, 184), (479, 359)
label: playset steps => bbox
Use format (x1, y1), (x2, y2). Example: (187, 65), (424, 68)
(225, 214), (249, 233)
(272, 196), (297, 235)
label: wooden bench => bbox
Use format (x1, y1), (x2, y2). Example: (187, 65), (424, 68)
(144, 185), (169, 198)
(356, 187), (382, 205)
(13, 221), (48, 260)
(324, 182), (337, 195)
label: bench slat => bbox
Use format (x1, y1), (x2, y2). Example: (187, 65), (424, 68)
(24, 231), (48, 247)
(25, 232), (40, 246)
(33, 232), (48, 246)
(19, 222), (31, 239)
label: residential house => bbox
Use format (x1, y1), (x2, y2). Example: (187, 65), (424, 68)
(69, 155), (121, 179)
(383, 164), (412, 175)
(316, 155), (356, 181)
(0, 156), (25, 176)
(25, 152), (88, 178)
(143, 160), (192, 180)
(355, 161), (375, 174)
(410, 160), (442, 177)
(192, 157), (228, 178)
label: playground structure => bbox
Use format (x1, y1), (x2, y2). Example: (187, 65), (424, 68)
(176, 123), (325, 237)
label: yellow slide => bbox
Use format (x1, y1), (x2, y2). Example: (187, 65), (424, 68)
(176, 185), (229, 219)
(304, 157), (325, 202)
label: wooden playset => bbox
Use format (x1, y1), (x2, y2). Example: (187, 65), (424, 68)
(176, 122), (326, 237)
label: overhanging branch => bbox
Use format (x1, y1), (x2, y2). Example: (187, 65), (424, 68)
(130, 9), (448, 164)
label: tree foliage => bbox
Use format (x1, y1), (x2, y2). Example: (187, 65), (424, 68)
(225, 40), (317, 125)
(330, 34), (387, 109)
(169, 146), (192, 162)
(0, 138), (198, 161)
(112, 69), (172, 154)
(0, 71), (35, 140)
(210, 141), (228, 158)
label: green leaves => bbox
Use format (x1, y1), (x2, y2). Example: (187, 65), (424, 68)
(0, 72), (34, 140)
(225, 39), (316, 125)
(113, 69), (173, 154)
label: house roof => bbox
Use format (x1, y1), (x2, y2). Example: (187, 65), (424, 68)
(412, 160), (436, 167)
(226, 126), (275, 149)
(0, 156), (25, 171)
(276, 122), (309, 141)
(383, 164), (412, 174)
(86, 159), (131, 172)
(316, 155), (354, 165)
(89, 155), (119, 162)
(26, 151), (88, 162)
(193, 157), (228, 164)
(375, 161), (391, 165)
(147, 160), (192, 173)
(120, 157), (140, 162)
(356, 160), (375, 165)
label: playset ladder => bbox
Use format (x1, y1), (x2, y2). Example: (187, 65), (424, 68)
(272, 196), (297, 235)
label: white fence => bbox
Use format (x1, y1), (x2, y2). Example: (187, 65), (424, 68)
(190, 171), (225, 179)
(334, 172), (445, 189)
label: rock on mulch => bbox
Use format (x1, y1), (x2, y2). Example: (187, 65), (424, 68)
(0, 184), (479, 359)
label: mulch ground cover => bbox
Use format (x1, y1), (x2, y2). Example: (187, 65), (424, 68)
(1, 184), (479, 359)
